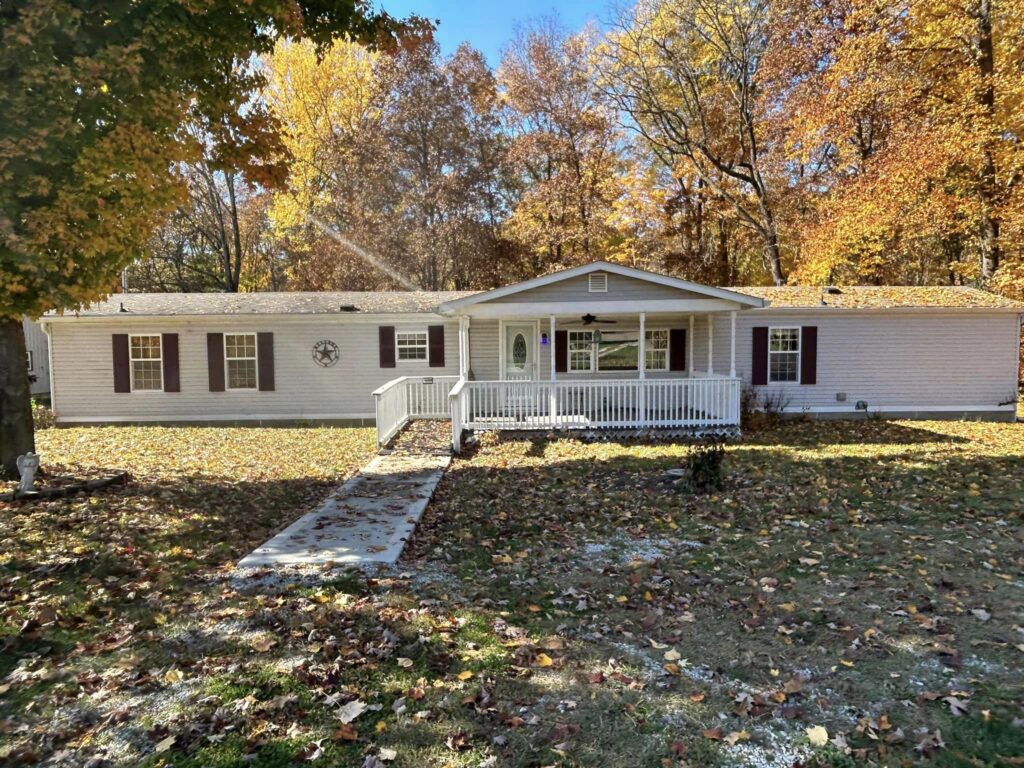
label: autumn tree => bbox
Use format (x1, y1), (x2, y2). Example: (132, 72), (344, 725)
(768, 0), (1023, 286)
(500, 21), (624, 276)
(0, 0), (407, 476)
(603, 0), (789, 285)
(265, 35), (514, 291)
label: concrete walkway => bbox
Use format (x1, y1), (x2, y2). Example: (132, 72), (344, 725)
(237, 423), (450, 570)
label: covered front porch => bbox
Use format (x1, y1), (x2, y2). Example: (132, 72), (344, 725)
(373, 262), (764, 451)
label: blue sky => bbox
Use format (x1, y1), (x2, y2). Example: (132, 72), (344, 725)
(378, 0), (607, 65)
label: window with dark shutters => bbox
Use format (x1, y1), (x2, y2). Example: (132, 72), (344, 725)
(112, 334), (130, 393)
(428, 325), (445, 367)
(751, 327), (769, 385)
(207, 332), (225, 392)
(800, 326), (817, 385)
(162, 334), (180, 392)
(554, 330), (568, 373)
(379, 326), (396, 368)
(669, 328), (687, 371)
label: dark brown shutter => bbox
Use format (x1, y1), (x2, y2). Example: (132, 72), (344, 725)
(428, 325), (445, 368)
(257, 332), (275, 391)
(669, 328), (687, 371)
(554, 330), (568, 373)
(162, 333), (180, 392)
(207, 333), (225, 392)
(800, 326), (817, 385)
(379, 326), (396, 368)
(751, 327), (769, 385)
(112, 334), (130, 393)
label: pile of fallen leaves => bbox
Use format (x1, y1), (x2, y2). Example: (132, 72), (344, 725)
(2, 418), (1022, 768)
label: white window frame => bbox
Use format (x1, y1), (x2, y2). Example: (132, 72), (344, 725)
(26, 350), (34, 372)
(644, 329), (669, 371)
(224, 332), (259, 391)
(129, 333), (164, 392)
(768, 326), (801, 383)
(568, 329), (595, 372)
(396, 329), (429, 363)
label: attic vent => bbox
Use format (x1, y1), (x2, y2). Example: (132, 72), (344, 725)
(588, 272), (608, 293)
(339, 304), (358, 312)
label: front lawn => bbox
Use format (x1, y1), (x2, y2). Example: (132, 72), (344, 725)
(2, 419), (1022, 767)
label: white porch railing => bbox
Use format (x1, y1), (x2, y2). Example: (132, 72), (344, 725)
(448, 377), (741, 451)
(372, 375), (461, 446)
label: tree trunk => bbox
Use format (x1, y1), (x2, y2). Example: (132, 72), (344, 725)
(977, 0), (1000, 280)
(0, 317), (35, 479)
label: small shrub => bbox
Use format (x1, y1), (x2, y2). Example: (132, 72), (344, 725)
(684, 440), (726, 492)
(32, 399), (55, 430)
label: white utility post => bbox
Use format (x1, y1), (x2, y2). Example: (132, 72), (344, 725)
(729, 311), (737, 378)
(688, 314), (695, 376)
(707, 314), (714, 375)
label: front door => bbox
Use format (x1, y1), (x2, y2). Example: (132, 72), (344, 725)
(504, 323), (536, 380)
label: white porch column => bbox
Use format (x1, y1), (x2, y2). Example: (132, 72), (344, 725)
(549, 315), (558, 427)
(688, 314), (695, 376)
(549, 315), (556, 382)
(707, 314), (714, 375)
(458, 316), (470, 378)
(729, 311), (736, 378)
(638, 312), (646, 380)
(638, 312), (647, 427)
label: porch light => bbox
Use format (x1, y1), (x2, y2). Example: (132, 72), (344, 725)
(540, 332), (549, 346)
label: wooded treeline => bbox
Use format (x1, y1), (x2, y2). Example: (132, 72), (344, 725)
(127, 0), (1024, 294)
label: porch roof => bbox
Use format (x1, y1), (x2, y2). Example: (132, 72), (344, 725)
(437, 261), (765, 318)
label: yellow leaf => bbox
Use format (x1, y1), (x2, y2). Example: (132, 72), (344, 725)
(535, 653), (554, 667)
(457, 670), (473, 681)
(806, 725), (829, 746)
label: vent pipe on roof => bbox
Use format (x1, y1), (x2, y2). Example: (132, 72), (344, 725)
(119, 302), (128, 313)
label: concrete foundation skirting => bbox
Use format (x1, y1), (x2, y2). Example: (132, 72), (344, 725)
(57, 417), (378, 428)
(777, 409), (1016, 423)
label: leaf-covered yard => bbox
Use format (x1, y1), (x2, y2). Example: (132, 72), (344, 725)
(2, 419), (1022, 767)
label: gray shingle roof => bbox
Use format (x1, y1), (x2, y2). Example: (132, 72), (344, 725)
(48, 284), (1022, 318)
(59, 291), (480, 317)
(732, 285), (1024, 309)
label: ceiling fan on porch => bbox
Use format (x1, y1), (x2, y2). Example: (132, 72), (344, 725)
(580, 313), (618, 325)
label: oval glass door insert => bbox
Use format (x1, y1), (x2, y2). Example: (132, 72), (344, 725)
(512, 333), (527, 366)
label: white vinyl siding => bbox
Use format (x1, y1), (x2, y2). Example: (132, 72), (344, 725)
(130, 334), (163, 391)
(49, 317), (460, 422)
(225, 333), (258, 390)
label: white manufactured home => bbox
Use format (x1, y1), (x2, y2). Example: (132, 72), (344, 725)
(41, 262), (1022, 449)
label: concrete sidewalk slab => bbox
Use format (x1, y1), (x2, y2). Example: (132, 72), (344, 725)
(237, 450), (449, 569)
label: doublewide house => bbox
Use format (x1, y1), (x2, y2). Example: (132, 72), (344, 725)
(40, 262), (1022, 449)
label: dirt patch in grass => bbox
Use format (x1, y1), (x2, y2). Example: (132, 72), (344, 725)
(2, 419), (1022, 767)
